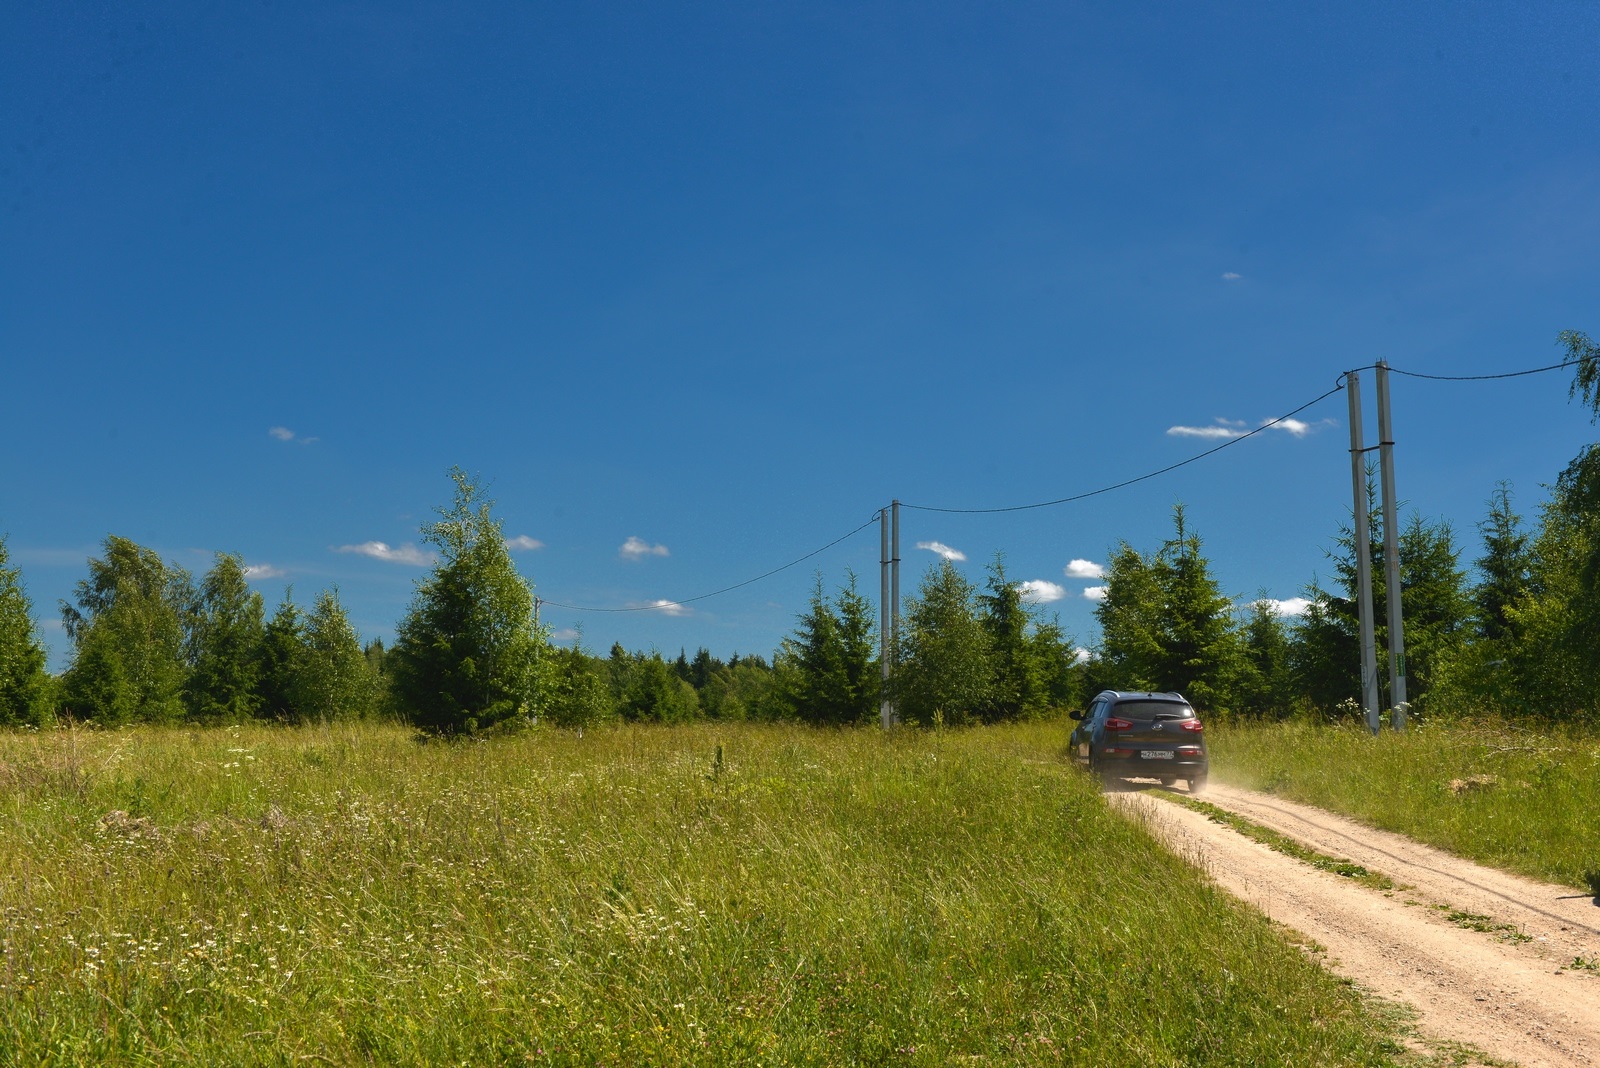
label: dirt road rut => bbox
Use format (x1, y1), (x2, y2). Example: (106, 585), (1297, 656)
(1114, 782), (1600, 1067)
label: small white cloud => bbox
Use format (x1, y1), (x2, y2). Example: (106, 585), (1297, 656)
(40, 618), (65, 631)
(268, 426), (317, 444)
(1073, 647), (1092, 665)
(1083, 585), (1108, 602)
(620, 536), (669, 560)
(1064, 558), (1105, 580)
(551, 627), (581, 642)
(629, 599), (690, 617)
(1168, 420), (1249, 440)
(243, 563), (286, 580)
(334, 541), (434, 566)
(504, 535), (544, 552)
(916, 540), (966, 562)
(1264, 417), (1335, 438)
(1260, 596), (1312, 618)
(1017, 580), (1068, 604)
(1222, 272), (1242, 281)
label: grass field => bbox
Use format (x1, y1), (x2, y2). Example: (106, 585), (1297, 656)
(1209, 717), (1600, 892)
(0, 720), (1422, 1066)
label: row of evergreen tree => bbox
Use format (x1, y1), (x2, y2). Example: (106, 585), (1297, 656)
(3, 335), (1596, 732)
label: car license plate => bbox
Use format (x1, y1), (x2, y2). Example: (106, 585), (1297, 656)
(1139, 750), (1174, 760)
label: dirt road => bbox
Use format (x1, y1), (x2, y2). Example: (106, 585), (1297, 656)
(1112, 781), (1600, 1067)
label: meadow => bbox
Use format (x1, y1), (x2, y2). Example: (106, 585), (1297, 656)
(0, 721), (1416, 1066)
(1208, 717), (1600, 892)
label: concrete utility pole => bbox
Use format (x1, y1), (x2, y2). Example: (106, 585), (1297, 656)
(887, 500), (901, 727)
(1347, 371), (1382, 735)
(1376, 361), (1408, 730)
(880, 507), (892, 728)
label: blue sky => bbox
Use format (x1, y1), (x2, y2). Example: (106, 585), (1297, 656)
(4, 2), (1598, 671)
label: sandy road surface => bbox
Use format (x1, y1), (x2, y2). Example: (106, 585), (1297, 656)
(1112, 781), (1600, 1067)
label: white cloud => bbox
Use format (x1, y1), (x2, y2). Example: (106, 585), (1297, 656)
(1073, 647), (1092, 665)
(504, 535), (544, 552)
(551, 627), (581, 642)
(334, 541), (434, 566)
(1259, 596), (1312, 618)
(1017, 580), (1068, 603)
(630, 599), (690, 617)
(916, 540), (966, 562)
(620, 536), (669, 560)
(1266, 417), (1336, 438)
(1168, 419), (1248, 440)
(1064, 558), (1105, 580)
(269, 426), (295, 441)
(1222, 272), (1242, 281)
(1169, 415), (1335, 440)
(1082, 585), (1108, 602)
(243, 563), (286, 580)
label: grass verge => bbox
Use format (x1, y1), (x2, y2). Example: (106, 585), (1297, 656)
(1208, 718), (1600, 891)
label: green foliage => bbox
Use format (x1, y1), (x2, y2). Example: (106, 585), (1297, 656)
(1235, 595), (1293, 719)
(615, 652), (700, 722)
(185, 553), (266, 722)
(893, 560), (994, 726)
(255, 593), (306, 722)
(291, 589), (378, 723)
(1095, 506), (1242, 711)
(0, 536), (52, 727)
(782, 572), (878, 725)
(1560, 329), (1600, 419)
(388, 468), (547, 734)
(978, 556), (1045, 721)
(541, 645), (614, 728)
(1473, 482), (1532, 645)
(59, 536), (192, 724)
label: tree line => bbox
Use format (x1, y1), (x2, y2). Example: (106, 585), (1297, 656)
(3, 334), (1596, 732)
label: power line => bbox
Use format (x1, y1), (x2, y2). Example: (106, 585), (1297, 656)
(540, 355), (1583, 611)
(1384, 359), (1581, 382)
(539, 514), (881, 613)
(903, 380), (1349, 514)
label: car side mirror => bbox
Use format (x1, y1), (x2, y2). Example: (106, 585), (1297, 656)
(1070, 708), (1085, 721)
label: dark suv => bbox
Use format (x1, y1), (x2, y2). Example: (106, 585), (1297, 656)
(1070, 690), (1208, 792)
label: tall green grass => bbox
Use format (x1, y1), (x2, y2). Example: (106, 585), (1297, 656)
(0, 722), (1412, 1065)
(1210, 718), (1600, 891)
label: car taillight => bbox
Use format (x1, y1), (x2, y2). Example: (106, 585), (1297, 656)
(1105, 717), (1133, 731)
(1179, 720), (1204, 732)
(1177, 746), (1202, 757)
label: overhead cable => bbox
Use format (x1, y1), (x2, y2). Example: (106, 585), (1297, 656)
(902, 380), (1350, 514)
(541, 355), (1583, 610)
(538, 514), (881, 613)
(1384, 359), (1581, 382)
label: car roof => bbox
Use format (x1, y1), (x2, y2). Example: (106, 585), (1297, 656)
(1097, 690), (1190, 703)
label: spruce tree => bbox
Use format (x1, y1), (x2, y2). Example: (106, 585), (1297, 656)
(256, 592), (306, 721)
(894, 560), (993, 726)
(980, 556), (1044, 721)
(186, 552), (266, 722)
(388, 468), (547, 734)
(0, 536), (52, 727)
(294, 588), (377, 722)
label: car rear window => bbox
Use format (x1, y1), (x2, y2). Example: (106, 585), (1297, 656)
(1113, 700), (1194, 721)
